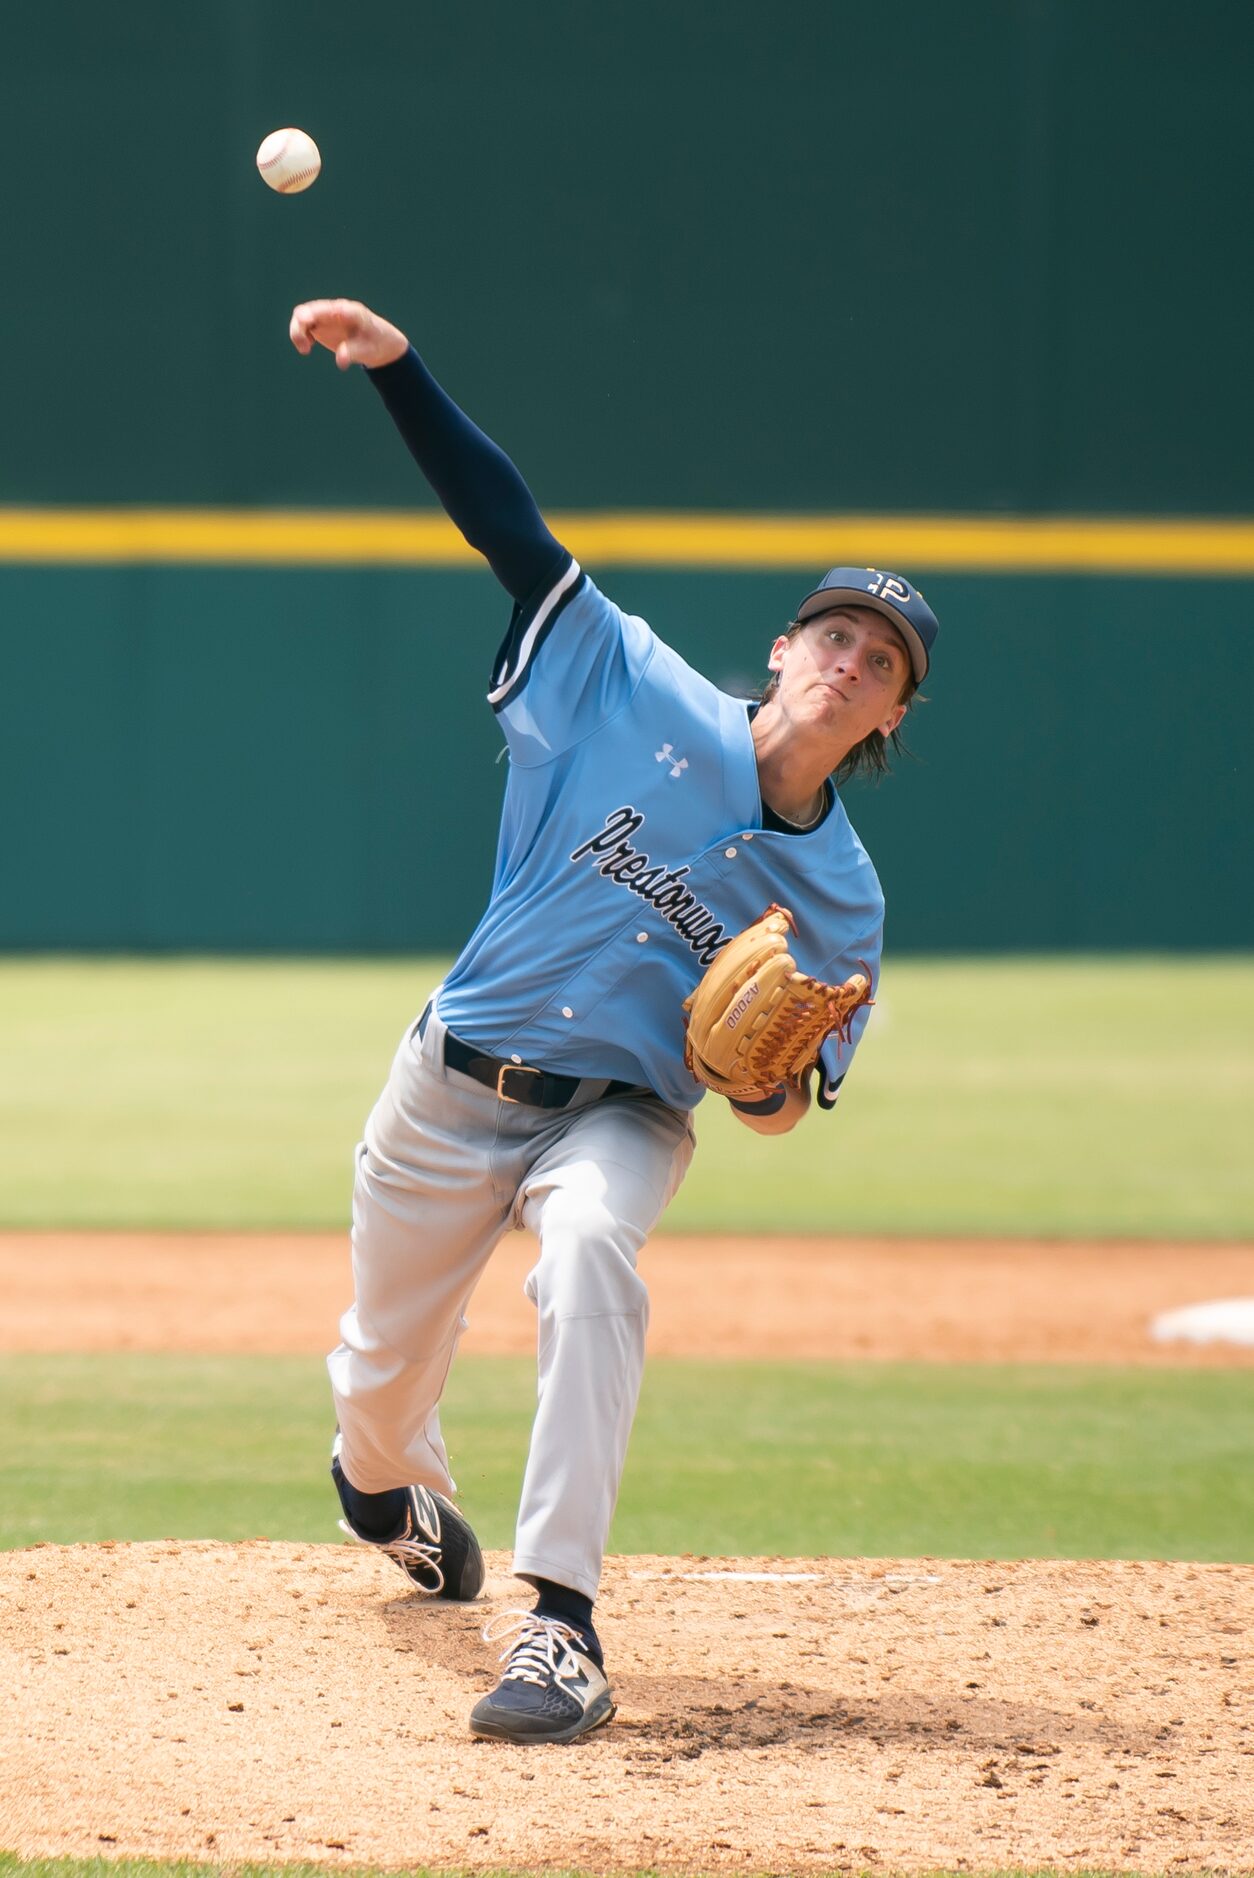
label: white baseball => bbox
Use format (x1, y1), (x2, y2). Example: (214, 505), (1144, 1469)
(256, 127), (321, 194)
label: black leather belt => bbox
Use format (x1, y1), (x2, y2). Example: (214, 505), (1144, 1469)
(418, 1005), (635, 1110)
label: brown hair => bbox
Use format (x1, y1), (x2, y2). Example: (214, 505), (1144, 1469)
(758, 618), (921, 787)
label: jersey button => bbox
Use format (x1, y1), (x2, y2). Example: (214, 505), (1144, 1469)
(724, 846), (737, 859)
(741, 832), (754, 841)
(636, 932), (648, 943)
(561, 1006), (574, 1019)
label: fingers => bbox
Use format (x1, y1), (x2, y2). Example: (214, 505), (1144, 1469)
(288, 297), (365, 356)
(288, 299), (407, 370)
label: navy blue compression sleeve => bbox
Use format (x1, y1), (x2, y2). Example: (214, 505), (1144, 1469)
(367, 346), (567, 605)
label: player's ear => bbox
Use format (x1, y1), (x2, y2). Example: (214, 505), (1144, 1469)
(766, 634), (792, 673)
(879, 701), (908, 739)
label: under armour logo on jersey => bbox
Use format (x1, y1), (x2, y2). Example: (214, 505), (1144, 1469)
(865, 570), (912, 606)
(655, 743), (689, 778)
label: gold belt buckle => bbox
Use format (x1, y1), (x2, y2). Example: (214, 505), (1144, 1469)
(496, 1062), (543, 1103)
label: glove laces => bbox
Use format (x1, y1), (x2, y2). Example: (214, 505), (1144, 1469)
(483, 1610), (586, 1687)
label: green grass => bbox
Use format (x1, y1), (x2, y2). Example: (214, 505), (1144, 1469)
(1, 954), (1251, 1237)
(2, 1353), (1250, 1562)
(0, 957), (426, 1232)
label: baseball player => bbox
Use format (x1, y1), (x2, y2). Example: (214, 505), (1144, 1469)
(290, 297), (940, 1745)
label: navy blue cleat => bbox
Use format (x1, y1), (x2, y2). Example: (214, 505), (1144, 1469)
(331, 1439), (484, 1601)
(469, 1611), (615, 1743)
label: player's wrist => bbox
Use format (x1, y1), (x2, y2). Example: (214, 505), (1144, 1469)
(728, 1087), (787, 1116)
(363, 334), (413, 374)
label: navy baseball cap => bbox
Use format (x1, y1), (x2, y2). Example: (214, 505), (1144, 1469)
(794, 567), (939, 682)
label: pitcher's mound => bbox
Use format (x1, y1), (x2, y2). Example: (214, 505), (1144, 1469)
(2, 1542), (1251, 1872)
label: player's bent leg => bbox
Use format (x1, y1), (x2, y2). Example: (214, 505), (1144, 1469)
(327, 1011), (512, 1596)
(328, 1310), (486, 1599)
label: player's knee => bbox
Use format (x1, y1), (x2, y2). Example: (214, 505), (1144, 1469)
(529, 1190), (647, 1319)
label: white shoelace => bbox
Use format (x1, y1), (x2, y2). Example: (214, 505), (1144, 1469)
(337, 1516), (445, 1594)
(483, 1610), (586, 1688)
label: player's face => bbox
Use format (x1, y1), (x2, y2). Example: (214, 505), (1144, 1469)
(767, 607), (911, 749)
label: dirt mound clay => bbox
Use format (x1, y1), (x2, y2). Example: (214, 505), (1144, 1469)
(2, 1543), (1251, 1872)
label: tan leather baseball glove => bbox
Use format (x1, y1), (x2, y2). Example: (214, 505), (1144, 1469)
(682, 903), (873, 1100)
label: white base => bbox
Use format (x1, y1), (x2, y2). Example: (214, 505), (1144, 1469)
(1149, 1297), (1254, 1348)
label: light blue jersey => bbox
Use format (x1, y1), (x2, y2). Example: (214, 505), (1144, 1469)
(435, 561), (885, 1112)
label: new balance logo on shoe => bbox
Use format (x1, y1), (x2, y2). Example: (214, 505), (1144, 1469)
(408, 1485), (442, 1547)
(331, 1439), (485, 1601)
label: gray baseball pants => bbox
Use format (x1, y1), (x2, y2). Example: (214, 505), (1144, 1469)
(327, 1001), (695, 1602)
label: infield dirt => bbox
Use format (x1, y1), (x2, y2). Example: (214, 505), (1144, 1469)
(3, 1229), (1253, 1363)
(2, 1232), (1251, 1872)
(2, 1543), (1252, 1872)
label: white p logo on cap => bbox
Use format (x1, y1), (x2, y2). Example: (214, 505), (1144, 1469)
(866, 570), (912, 606)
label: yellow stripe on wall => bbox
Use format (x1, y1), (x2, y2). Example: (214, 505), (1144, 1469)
(1, 507), (1253, 573)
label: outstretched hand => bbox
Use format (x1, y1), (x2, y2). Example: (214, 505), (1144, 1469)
(289, 299), (409, 371)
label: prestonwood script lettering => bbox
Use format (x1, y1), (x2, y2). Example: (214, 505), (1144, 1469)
(569, 806), (730, 966)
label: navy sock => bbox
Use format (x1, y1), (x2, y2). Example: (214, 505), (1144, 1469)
(332, 1457), (408, 1540)
(530, 1577), (600, 1665)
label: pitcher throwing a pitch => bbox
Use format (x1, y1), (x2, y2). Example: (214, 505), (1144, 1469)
(291, 297), (940, 1744)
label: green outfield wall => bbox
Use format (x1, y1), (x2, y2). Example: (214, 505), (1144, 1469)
(3, 0), (1252, 512)
(3, 3), (1251, 951)
(4, 564), (1250, 952)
